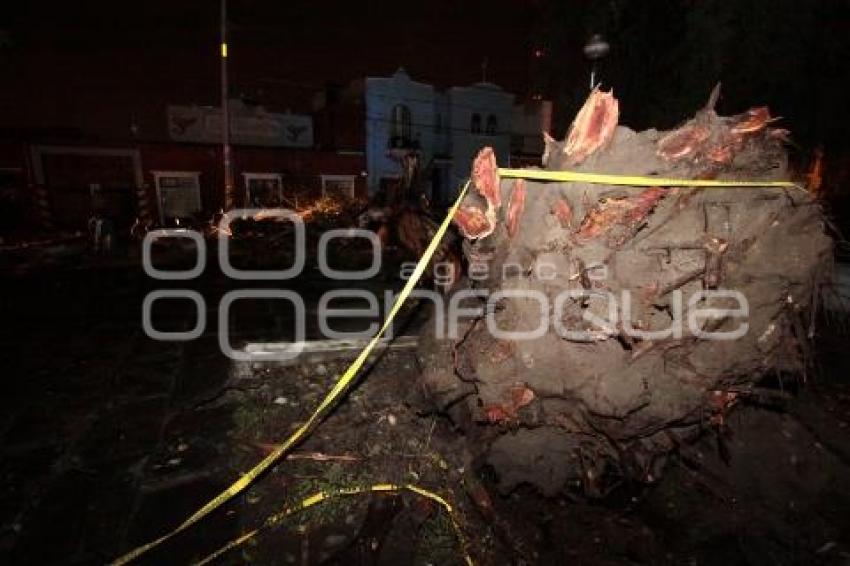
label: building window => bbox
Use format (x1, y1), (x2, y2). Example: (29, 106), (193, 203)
(486, 114), (498, 135)
(434, 113), (443, 133)
(389, 104), (412, 147)
(321, 174), (356, 200)
(243, 173), (283, 208)
(471, 113), (482, 134)
(152, 171), (201, 224)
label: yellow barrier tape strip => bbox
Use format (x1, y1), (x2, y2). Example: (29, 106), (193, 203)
(497, 167), (798, 188)
(115, 167), (799, 565)
(194, 530), (258, 566)
(193, 483), (472, 566)
(111, 180), (472, 565)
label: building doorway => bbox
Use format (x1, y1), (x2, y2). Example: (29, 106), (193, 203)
(34, 148), (139, 230)
(152, 171), (202, 224)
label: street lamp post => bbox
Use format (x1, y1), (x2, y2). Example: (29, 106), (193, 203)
(221, 0), (235, 210)
(583, 34), (610, 90)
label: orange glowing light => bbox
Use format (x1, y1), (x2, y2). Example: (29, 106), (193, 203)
(806, 147), (824, 194)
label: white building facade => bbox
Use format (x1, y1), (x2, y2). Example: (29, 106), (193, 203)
(364, 69), (438, 199)
(361, 68), (551, 204)
(445, 82), (514, 201)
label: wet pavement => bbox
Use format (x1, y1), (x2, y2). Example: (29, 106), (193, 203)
(3, 242), (850, 565)
(0, 243), (428, 565)
(2, 257), (225, 564)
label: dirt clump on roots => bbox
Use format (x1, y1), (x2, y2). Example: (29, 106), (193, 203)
(412, 86), (833, 497)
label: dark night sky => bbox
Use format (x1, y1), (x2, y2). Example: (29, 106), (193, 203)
(2, 0), (850, 147)
(0, 0), (538, 141)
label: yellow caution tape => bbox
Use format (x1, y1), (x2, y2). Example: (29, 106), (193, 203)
(114, 167), (799, 565)
(193, 483), (472, 566)
(111, 180), (472, 565)
(497, 167), (799, 189)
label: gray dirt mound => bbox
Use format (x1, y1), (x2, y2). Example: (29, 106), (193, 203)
(412, 90), (833, 497)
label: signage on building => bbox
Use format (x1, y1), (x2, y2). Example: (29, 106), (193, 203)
(167, 104), (314, 148)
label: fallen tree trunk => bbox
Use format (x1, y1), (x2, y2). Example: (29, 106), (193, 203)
(413, 87), (833, 496)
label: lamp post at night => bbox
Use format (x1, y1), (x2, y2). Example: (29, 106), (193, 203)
(583, 34), (610, 90)
(221, 0), (235, 210)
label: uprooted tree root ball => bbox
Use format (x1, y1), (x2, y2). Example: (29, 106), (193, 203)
(412, 87), (833, 497)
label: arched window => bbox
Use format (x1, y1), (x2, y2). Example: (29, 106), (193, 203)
(471, 113), (482, 134)
(390, 104), (411, 143)
(486, 114), (498, 134)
